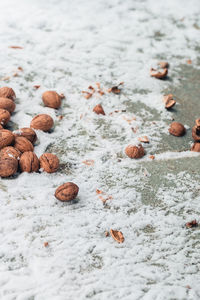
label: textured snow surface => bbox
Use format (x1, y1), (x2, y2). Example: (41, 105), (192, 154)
(0, 0), (200, 299)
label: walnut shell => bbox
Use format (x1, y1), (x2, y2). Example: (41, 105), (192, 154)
(55, 182), (79, 202)
(0, 129), (14, 149)
(0, 109), (10, 126)
(110, 229), (124, 243)
(125, 144), (145, 159)
(0, 97), (16, 113)
(42, 91), (61, 109)
(39, 153), (59, 173)
(14, 137), (34, 153)
(169, 122), (186, 137)
(93, 104), (105, 115)
(192, 126), (200, 142)
(0, 87), (16, 100)
(19, 151), (39, 173)
(158, 61), (169, 69)
(0, 157), (18, 177)
(191, 143), (200, 152)
(30, 114), (54, 132)
(0, 146), (21, 160)
(150, 68), (168, 79)
(14, 127), (37, 144)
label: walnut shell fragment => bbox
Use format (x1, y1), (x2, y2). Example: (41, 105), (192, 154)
(14, 128), (37, 144)
(163, 94), (176, 109)
(125, 144), (145, 159)
(191, 143), (200, 152)
(110, 229), (124, 243)
(55, 182), (79, 202)
(0, 97), (16, 113)
(19, 151), (39, 173)
(39, 153), (59, 173)
(0, 129), (14, 149)
(186, 220), (198, 228)
(0, 157), (18, 177)
(0, 146), (21, 160)
(93, 104), (105, 115)
(30, 114), (54, 132)
(138, 136), (149, 143)
(192, 121), (200, 142)
(158, 61), (169, 69)
(0, 109), (10, 126)
(0, 87), (16, 100)
(150, 68), (168, 79)
(169, 122), (186, 137)
(42, 91), (62, 109)
(14, 137), (34, 153)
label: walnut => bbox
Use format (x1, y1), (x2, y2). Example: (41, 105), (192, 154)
(0, 87), (16, 100)
(14, 128), (37, 144)
(42, 91), (61, 109)
(0, 146), (21, 160)
(0, 109), (10, 126)
(0, 97), (16, 113)
(14, 137), (34, 153)
(0, 129), (14, 149)
(169, 122), (186, 137)
(30, 114), (54, 132)
(93, 104), (105, 115)
(19, 151), (39, 172)
(125, 144), (145, 159)
(39, 153), (59, 173)
(0, 157), (18, 177)
(55, 182), (79, 202)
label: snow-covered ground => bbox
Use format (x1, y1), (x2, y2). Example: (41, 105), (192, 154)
(0, 0), (200, 299)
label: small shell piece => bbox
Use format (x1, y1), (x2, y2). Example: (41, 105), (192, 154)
(150, 68), (168, 79)
(93, 104), (105, 115)
(110, 229), (124, 243)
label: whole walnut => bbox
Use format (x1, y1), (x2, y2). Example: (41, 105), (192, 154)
(14, 137), (34, 153)
(0, 109), (10, 126)
(0, 146), (21, 160)
(0, 157), (18, 177)
(0, 129), (14, 149)
(0, 87), (16, 101)
(169, 122), (186, 137)
(191, 143), (200, 152)
(30, 114), (54, 132)
(93, 104), (105, 115)
(55, 182), (79, 202)
(14, 127), (37, 144)
(0, 97), (16, 113)
(19, 151), (39, 173)
(125, 144), (145, 159)
(39, 153), (59, 173)
(42, 91), (61, 109)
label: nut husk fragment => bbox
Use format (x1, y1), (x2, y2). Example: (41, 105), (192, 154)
(0, 97), (16, 113)
(0, 146), (21, 160)
(93, 104), (105, 115)
(110, 229), (124, 243)
(138, 136), (149, 143)
(186, 220), (198, 228)
(42, 91), (61, 109)
(150, 68), (168, 79)
(14, 128), (37, 144)
(125, 144), (145, 159)
(191, 143), (200, 152)
(39, 153), (59, 173)
(30, 114), (54, 132)
(0, 87), (16, 100)
(0, 109), (10, 126)
(169, 122), (186, 137)
(0, 129), (14, 149)
(158, 61), (169, 69)
(19, 151), (39, 172)
(0, 157), (18, 177)
(55, 182), (79, 202)
(163, 94), (176, 109)
(14, 137), (34, 153)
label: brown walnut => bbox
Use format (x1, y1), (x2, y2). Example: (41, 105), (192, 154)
(0, 109), (10, 126)
(0, 129), (14, 149)
(0, 157), (18, 177)
(125, 144), (145, 159)
(169, 122), (186, 137)
(93, 104), (105, 115)
(55, 182), (79, 202)
(30, 114), (54, 132)
(0, 146), (21, 160)
(0, 97), (16, 113)
(0, 87), (16, 100)
(42, 91), (61, 109)
(14, 127), (37, 144)
(14, 137), (34, 153)
(19, 151), (39, 173)
(39, 153), (59, 173)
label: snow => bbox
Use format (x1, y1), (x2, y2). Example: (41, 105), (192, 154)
(0, 0), (200, 299)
